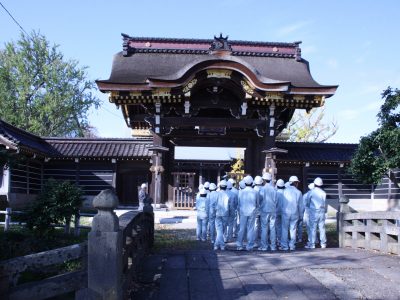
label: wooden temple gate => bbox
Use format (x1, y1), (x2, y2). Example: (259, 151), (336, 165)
(96, 34), (337, 205)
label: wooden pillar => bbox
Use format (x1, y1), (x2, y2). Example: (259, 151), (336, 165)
(338, 165), (343, 199)
(149, 141), (169, 207)
(111, 159), (117, 190)
(302, 164), (309, 192)
(199, 168), (203, 186)
(75, 158), (80, 186)
(26, 161), (30, 195)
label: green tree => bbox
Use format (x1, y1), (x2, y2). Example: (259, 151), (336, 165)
(0, 31), (100, 137)
(25, 179), (83, 236)
(279, 107), (338, 142)
(349, 87), (400, 209)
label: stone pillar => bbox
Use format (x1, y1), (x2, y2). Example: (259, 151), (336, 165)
(337, 196), (350, 248)
(86, 190), (122, 300)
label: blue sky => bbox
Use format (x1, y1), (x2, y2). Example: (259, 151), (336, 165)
(1, 0), (400, 147)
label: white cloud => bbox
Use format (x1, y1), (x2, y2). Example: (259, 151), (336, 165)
(338, 100), (382, 122)
(277, 21), (312, 36)
(327, 59), (338, 69)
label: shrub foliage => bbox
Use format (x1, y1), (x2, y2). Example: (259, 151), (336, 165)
(25, 179), (83, 236)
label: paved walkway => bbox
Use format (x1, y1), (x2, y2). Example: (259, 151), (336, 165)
(133, 247), (400, 300)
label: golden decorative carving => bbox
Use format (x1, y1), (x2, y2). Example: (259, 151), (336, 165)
(206, 69), (232, 79)
(241, 80), (254, 95)
(152, 88), (171, 97)
(182, 78), (198, 93)
(131, 129), (151, 137)
(129, 91), (141, 98)
(293, 95), (305, 102)
(265, 92), (283, 102)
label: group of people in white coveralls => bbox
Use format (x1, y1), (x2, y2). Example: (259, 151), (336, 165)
(195, 173), (327, 251)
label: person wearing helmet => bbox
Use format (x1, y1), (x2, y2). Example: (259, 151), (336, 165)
(262, 172), (273, 187)
(306, 177), (327, 249)
(196, 188), (209, 241)
(258, 175), (278, 251)
(207, 183), (218, 243)
(236, 175), (258, 251)
(228, 178), (239, 238)
(300, 183), (314, 247)
(204, 182), (211, 194)
(275, 179), (286, 247)
(196, 184), (204, 200)
(253, 175), (263, 245)
(238, 180), (246, 190)
(214, 180), (231, 250)
(226, 180), (239, 242)
(138, 183), (148, 211)
(281, 175), (302, 251)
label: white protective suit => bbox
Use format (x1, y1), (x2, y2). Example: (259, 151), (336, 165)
(207, 190), (219, 243)
(196, 194), (209, 241)
(230, 186), (239, 238)
(309, 186), (327, 248)
(236, 186), (258, 250)
(259, 184), (278, 250)
(281, 185), (302, 250)
(226, 187), (238, 241)
(214, 189), (232, 250)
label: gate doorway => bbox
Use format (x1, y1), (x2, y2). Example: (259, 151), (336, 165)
(171, 172), (195, 209)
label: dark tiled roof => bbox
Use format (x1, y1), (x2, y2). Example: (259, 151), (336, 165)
(0, 120), (57, 156)
(99, 52), (327, 89)
(97, 35), (335, 89)
(276, 142), (358, 162)
(45, 138), (153, 158)
(0, 119), (153, 159)
(121, 35), (301, 47)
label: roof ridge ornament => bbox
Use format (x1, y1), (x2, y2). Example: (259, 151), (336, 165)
(210, 33), (232, 52)
(122, 33), (133, 57)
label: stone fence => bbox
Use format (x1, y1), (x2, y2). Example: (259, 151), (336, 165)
(338, 198), (400, 255)
(0, 189), (154, 300)
(0, 243), (87, 300)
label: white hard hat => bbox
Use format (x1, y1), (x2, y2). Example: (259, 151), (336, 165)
(308, 183), (315, 190)
(314, 177), (323, 187)
(228, 178), (236, 184)
(198, 184), (204, 190)
(199, 188), (207, 195)
(209, 183), (217, 191)
(244, 175), (253, 185)
(276, 179), (285, 188)
(219, 180), (227, 187)
(141, 183), (147, 189)
(239, 180), (246, 189)
(227, 181), (233, 189)
(262, 173), (272, 181)
(204, 182), (210, 188)
(254, 176), (263, 185)
(289, 175), (300, 183)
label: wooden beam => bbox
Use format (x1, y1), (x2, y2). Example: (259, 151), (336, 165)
(162, 117), (265, 128)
